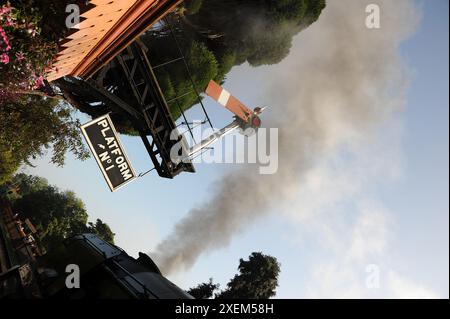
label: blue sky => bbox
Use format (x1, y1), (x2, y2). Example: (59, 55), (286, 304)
(380, 0), (449, 296)
(24, 0), (448, 298)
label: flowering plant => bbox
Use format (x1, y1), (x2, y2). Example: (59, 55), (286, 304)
(0, 2), (57, 104)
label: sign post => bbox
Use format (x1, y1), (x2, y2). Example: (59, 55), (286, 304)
(80, 114), (137, 191)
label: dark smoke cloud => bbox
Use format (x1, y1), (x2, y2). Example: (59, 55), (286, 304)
(152, 0), (419, 275)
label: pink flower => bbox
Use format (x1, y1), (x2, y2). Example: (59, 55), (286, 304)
(0, 52), (9, 64)
(26, 23), (38, 37)
(0, 26), (10, 51)
(0, 6), (12, 16)
(15, 51), (24, 61)
(35, 75), (45, 88)
(27, 28), (37, 37)
(5, 16), (14, 27)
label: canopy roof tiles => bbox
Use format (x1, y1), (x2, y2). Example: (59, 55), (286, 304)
(47, 0), (182, 82)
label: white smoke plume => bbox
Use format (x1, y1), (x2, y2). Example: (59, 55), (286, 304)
(152, 0), (419, 275)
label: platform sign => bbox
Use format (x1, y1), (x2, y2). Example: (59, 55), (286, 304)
(81, 114), (136, 192)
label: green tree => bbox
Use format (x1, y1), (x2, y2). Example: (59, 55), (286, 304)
(10, 174), (114, 252)
(139, 33), (219, 119)
(187, 278), (220, 299)
(187, 252), (281, 299)
(0, 95), (89, 184)
(159, 0), (326, 112)
(181, 0), (326, 66)
(3, 173), (49, 197)
(87, 219), (115, 244)
(0, 146), (20, 186)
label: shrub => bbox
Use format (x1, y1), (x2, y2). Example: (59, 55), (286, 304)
(0, 2), (57, 104)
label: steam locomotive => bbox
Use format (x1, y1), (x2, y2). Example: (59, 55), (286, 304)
(0, 233), (193, 299)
